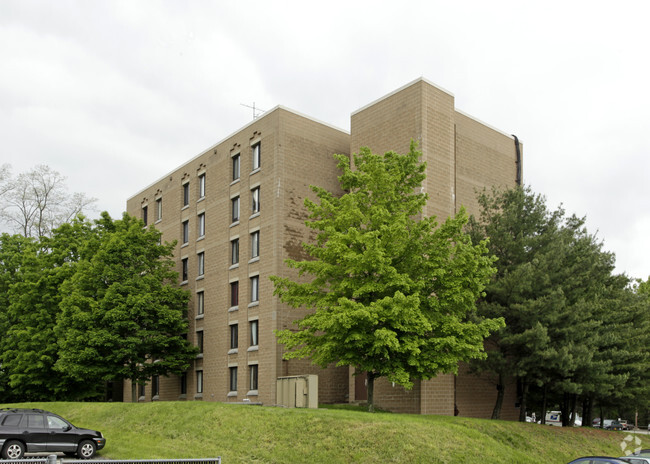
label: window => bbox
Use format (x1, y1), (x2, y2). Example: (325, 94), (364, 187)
(180, 372), (187, 395)
(181, 258), (188, 282)
(250, 320), (258, 347)
(152, 375), (160, 397)
(230, 281), (239, 307)
(139, 383), (145, 398)
(196, 370), (203, 394)
(197, 252), (205, 277)
(251, 231), (259, 259)
(249, 364), (258, 391)
(47, 415), (67, 429)
(229, 366), (238, 392)
(196, 291), (204, 316)
(182, 183), (190, 207)
(250, 275), (259, 303)
(156, 198), (162, 221)
(196, 330), (204, 354)
(230, 324), (238, 349)
(182, 220), (189, 245)
(252, 143), (261, 170)
(142, 205), (148, 226)
(198, 213), (205, 238)
(251, 187), (260, 214)
(231, 238), (239, 265)
(26, 415), (45, 428)
(232, 154), (240, 181)
(231, 196), (240, 223)
(198, 173), (206, 199)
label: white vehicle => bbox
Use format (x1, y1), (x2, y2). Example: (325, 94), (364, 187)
(542, 411), (582, 427)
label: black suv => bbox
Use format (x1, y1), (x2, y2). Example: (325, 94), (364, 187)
(0, 408), (105, 459)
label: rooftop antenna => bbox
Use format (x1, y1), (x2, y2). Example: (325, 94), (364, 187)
(240, 102), (265, 120)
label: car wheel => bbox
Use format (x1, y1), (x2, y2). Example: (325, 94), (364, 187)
(77, 440), (96, 459)
(2, 440), (25, 460)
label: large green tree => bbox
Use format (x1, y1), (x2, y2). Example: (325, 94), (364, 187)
(271, 143), (502, 412)
(55, 213), (197, 399)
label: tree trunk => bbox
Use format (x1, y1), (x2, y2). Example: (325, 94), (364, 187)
(582, 395), (593, 427)
(367, 372), (376, 413)
(131, 382), (137, 403)
(561, 393), (570, 427)
(569, 394), (577, 426)
(492, 372), (505, 420)
(540, 385), (547, 425)
(518, 378), (529, 422)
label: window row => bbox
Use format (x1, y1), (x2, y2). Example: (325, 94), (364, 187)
(230, 231), (259, 266)
(231, 142), (261, 182)
(231, 186), (261, 223)
(182, 173), (206, 208)
(181, 252), (205, 282)
(195, 320), (259, 356)
(182, 213), (206, 245)
(229, 275), (259, 307)
(194, 365), (258, 394)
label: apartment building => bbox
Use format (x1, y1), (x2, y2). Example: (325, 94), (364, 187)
(125, 78), (522, 419)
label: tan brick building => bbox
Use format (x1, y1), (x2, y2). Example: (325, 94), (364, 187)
(125, 78), (522, 419)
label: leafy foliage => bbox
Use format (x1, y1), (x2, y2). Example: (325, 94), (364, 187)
(272, 143), (502, 411)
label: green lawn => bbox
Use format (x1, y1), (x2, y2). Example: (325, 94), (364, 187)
(3, 402), (648, 463)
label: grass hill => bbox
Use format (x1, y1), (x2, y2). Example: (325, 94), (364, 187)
(3, 402), (649, 463)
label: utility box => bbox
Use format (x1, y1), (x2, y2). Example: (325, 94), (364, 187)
(276, 375), (318, 409)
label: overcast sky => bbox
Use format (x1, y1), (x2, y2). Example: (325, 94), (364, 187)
(1, 0), (648, 280)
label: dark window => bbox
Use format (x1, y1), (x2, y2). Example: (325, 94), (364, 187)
(152, 375), (159, 397)
(138, 383), (145, 398)
(230, 281), (239, 307)
(232, 154), (240, 181)
(182, 258), (188, 282)
(142, 205), (148, 226)
(183, 183), (190, 207)
(197, 252), (205, 276)
(229, 366), (238, 392)
(180, 372), (187, 395)
(250, 320), (258, 346)
(182, 220), (189, 244)
(251, 187), (260, 214)
(230, 324), (238, 349)
(231, 238), (239, 265)
(2, 414), (21, 426)
(249, 364), (258, 391)
(252, 143), (261, 170)
(26, 415), (45, 428)
(196, 331), (204, 354)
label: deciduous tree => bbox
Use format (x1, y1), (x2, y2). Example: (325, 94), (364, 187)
(271, 143), (501, 412)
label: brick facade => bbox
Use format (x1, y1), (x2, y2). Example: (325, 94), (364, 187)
(125, 78), (522, 419)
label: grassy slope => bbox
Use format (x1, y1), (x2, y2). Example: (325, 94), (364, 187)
(3, 402), (649, 464)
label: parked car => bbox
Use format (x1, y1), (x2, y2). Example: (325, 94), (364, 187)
(0, 408), (105, 459)
(606, 420), (625, 431)
(568, 457), (631, 463)
(618, 456), (650, 464)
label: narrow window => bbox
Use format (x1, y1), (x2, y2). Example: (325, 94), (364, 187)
(232, 196), (240, 223)
(250, 275), (259, 303)
(232, 154), (240, 181)
(231, 238), (239, 265)
(249, 365), (258, 391)
(138, 383), (145, 399)
(229, 366), (238, 392)
(180, 372), (187, 395)
(142, 205), (148, 226)
(156, 198), (162, 221)
(196, 291), (204, 316)
(196, 370), (203, 394)
(230, 281), (239, 307)
(152, 375), (159, 397)
(197, 252), (205, 277)
(230, 324), (238, 349)
(251, 231), (259, 259)
(252, 143), (261, 170)
(182, 220), (189, 245)
(250, 320), (258, 347)
(198, 213), (205, 238)
(251, 187), (260, 214)
(198, 173), (206, 199)
(182, 183), (190, 207)
(181, 258), (188, 282)
(196, 330), (204, 354)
